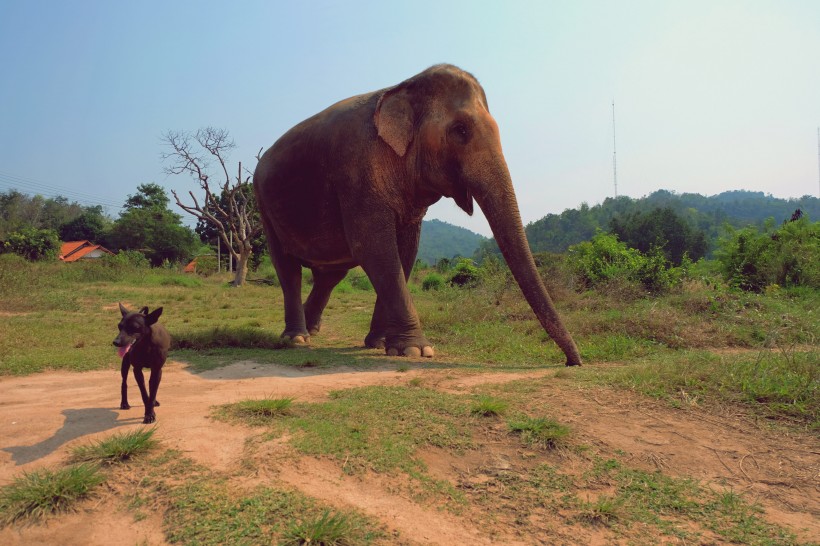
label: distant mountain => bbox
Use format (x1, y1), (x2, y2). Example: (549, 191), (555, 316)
(418, 219), (486, 265)
(476, 189), (819, 258)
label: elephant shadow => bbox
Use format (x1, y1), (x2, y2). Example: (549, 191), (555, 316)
(2, 408), (139, 466)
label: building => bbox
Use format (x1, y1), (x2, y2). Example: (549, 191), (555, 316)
(59, 241), (115, 262)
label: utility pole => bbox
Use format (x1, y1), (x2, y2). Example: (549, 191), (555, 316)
(612, 100), (618, 198)
(817, 127), (819, 198)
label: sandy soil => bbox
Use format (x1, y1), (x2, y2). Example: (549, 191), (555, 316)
(0, 360), (817, 545)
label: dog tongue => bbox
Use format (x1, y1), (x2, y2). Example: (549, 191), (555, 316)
(118, 344), (131, 358)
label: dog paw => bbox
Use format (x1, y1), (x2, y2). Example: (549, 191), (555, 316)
(143, 415), (156, 424)
(120, 403), (131, 410)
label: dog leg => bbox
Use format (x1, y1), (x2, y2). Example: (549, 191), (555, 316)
(119, 357), (131, 410)
(133, 366), (154, 423)
(144, 367), (163, 424)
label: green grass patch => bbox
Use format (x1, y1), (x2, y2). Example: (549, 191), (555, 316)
(0, 463), (106, 526)
(69, 428), (158, 465)
(470, 395), (508, 417)
(126, 451), (385, 545)
(225, 398), (294, 425)
(172, 325), (293, 350)
(592, 350), (819, 427)
(507, 416), (570, 449)
(282, 510), (363, 546)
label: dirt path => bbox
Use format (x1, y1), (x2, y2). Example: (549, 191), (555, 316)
(1, 361), (818, 545)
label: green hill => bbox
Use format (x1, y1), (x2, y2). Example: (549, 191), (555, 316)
(418, 219), (486, 265)
(476, 189), (819, 258)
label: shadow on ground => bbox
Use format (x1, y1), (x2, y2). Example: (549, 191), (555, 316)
(2, 408), (139, 465)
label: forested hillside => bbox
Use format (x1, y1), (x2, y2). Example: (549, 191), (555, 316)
(476, 190), (819, 258)
(417, 219), (486, 265)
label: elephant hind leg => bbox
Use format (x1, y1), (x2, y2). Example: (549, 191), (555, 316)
(304, 268), (349, 335)
(268, 238), (309, 342)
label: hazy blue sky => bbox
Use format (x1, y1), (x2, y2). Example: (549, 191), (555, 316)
(1, 0), (818, 236)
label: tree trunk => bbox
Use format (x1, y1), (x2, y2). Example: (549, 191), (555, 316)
(231, 247), (251, 286)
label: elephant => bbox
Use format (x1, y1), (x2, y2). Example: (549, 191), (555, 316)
(253, 64), (582, 366)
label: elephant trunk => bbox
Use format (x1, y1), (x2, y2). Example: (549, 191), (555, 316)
(471, 165), (583, 366)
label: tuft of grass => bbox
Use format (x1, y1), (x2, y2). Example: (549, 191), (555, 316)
(228, 398), (294, 423)
(282, 510), (359, 546)
(0, 463), (106, 525)
(578, 495), (623, 525)
(507, 416), (570, 449)
(470, 395), (508, 417)
(70, 428), (158, 465)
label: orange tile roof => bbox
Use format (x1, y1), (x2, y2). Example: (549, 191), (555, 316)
(59, 241), (114, 262)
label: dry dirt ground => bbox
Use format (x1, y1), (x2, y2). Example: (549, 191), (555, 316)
(1, 359), (818, 545)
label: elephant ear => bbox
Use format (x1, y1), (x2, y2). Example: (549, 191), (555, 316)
(374, 87), (414, 157)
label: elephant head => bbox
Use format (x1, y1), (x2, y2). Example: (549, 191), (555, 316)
(374, 65), (582, 366)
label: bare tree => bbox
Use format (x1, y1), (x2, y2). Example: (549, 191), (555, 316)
(162, 127), (263, 286)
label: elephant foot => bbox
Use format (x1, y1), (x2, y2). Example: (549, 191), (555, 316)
(282, 332), (309, 344)
(365, 332), (386, 349)
(386, 346), (435, 358)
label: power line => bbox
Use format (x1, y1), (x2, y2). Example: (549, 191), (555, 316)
(0, 171), (124, 209)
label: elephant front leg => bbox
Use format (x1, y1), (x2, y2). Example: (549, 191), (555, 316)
(349, 215), (433, 357)
(366, 220), (424, 352)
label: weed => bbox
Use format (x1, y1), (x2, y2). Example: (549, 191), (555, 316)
(0, 463), (105, 525)
(70, 427), (158, 465)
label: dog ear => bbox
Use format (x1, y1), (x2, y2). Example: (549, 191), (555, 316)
(145, 307), (163, 326)
(139, 306), (149, 315)
(119, 302), (129, 317)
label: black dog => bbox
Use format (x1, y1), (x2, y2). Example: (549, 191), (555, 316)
(113, 303), (170, 424)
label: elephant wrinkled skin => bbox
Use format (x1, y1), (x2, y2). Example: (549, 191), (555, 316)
(253, 64), (582, 366)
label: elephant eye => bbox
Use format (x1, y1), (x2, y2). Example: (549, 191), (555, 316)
(450, 123), (470, 143)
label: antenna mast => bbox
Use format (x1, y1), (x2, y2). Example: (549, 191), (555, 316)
(612, 100), (618, 198)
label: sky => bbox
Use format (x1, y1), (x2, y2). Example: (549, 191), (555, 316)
(1, 0), (818, 237)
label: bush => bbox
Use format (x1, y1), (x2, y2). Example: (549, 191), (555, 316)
(448, 258), (481, 287)
(422, 272), (445, 291)
(1, 228), (60, 261)
(568, 232), (681, 294)
(346, 268), (373, 291)
(716, 217), (819, 292)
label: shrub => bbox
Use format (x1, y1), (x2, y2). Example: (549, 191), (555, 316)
(422, 272), (445, 291)
(448, 258), (481, 287)
(568, 232), (682, 294)
(716, 217), (819, 291)
(1, 228), (60, 261)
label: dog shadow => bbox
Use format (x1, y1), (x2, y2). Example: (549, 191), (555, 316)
(2, 408), (140, 466)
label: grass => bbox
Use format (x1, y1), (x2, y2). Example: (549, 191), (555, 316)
(580, 349), (819, 427)
(224, 398), (295, 425)
(470, 395), (508, 416)
(0, 463), (106, 525)
(282, 510), (360, 546)
(124, 451), (385, 545)
(69, 427), (158, 465)
(219, 386), (475, 481)
(1, 258), (817, 542)
(507, 416), (570, 449)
